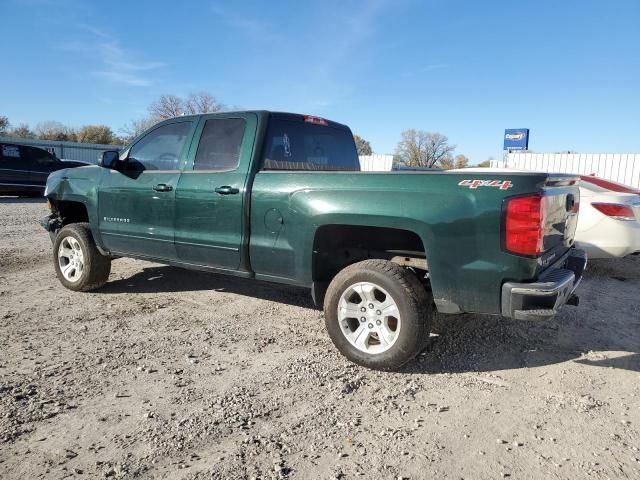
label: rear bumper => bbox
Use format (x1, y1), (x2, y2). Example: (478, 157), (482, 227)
(501, 249), (587, 320)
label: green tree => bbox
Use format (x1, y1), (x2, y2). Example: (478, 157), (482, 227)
(353, 134), (372, 156)
(395, 129), (456, 168)
(77, 125), (116, 144)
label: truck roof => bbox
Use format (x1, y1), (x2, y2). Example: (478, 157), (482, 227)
(157, 111), (351, 131)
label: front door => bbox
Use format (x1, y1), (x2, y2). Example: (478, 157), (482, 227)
(174, 113), (256, 270)
(26, 146), (59, 188)
(98, 120), (195, 260)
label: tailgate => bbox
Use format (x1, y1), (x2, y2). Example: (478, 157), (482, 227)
(539, 175), (580, 268)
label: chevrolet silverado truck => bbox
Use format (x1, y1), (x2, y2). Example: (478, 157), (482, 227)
(41, 111), (586, 369)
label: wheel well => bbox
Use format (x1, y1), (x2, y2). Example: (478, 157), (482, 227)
(312, 225), (427, 285)
(53, 200), (89, 225)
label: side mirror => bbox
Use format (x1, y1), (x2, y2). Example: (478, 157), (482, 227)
(100, 150), (120, 169)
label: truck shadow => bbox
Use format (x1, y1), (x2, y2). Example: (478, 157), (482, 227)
(98, 264), (316, 309)
(98, 259), (640, 375)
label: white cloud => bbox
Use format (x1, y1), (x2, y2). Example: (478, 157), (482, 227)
(58, 25), (166, 87)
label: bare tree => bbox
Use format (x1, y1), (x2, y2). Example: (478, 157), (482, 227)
(185, 92), (222, 115)
(10, 123), (36, 139)
(149, 92), (223, 120)
(395, 129), (456, 168)
(35, 121), (77, 142)
(438, 156), (454, 169)
(120, 117), (159, 143)
(148, 94), (185, 119)
(454, 154), (469, 169)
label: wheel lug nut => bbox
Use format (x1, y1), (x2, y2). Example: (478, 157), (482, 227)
(368, 303), (374, 309)
(376, 320), (381, 325)
(360, 307), (366, 312)
(376, 310), (381, 315)
(360, 317), (366, 322)
(368, 323), (373, 329)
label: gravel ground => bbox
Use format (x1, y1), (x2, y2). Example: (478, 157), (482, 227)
(0, 197), (639, 480)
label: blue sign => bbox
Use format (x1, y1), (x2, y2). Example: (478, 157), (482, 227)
(503, 129), (529, 150)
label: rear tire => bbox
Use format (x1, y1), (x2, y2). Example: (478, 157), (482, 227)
(53, 223), (111, 291)
(323, 259), (433, 370)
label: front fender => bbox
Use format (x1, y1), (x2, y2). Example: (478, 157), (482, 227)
(45, 166), (106, 250)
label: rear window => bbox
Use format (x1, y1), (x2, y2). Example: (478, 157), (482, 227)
(261, 118), (359, 171)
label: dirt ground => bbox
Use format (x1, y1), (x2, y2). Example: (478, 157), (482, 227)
(0, 197), (638, 480)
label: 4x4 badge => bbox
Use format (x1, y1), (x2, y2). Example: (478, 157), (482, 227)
(458, 179), (513, 190)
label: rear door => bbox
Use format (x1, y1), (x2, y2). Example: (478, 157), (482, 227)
(98, 120), (195, 260)
(0, 144), (32, 191)
(174, 113), (257, 270)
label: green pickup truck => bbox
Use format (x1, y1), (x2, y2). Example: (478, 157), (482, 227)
(42, 111), (586, 369)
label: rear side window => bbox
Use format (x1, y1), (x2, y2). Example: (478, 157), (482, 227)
(261, 118), (360, 171)
(0, 144), (24, 169)
(194, 118), (246, 171)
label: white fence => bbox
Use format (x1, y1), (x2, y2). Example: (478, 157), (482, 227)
(359, 154), (393, 171)
(492, 153), (640, 188)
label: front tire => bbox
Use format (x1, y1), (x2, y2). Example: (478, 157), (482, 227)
(323, 259), (433, 370)
(53, 223), (111, 291)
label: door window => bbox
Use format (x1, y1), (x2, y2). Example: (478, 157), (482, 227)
(26, 146), (57, 169)
(129, 122), (192, 171)
(193, 118), (246, 171)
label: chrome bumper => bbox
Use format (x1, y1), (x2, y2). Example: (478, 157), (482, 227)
(501, 249), (587, 320)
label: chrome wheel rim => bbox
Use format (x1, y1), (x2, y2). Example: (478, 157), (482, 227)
(337, 282), (401, 355)
(58, 236), (84, 282)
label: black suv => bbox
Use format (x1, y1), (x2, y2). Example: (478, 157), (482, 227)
(0, 143), (87, 196)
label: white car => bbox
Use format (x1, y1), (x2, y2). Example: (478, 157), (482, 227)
(451, 168), (640, 259)
(574, 176), (640, 258)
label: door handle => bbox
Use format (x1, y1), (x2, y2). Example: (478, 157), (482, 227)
(214, 186), (239, 195)
(152, 184), (173, 192)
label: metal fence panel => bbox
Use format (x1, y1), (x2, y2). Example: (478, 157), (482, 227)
(359, 154), (393, 171)
(491, 152), (640, 188)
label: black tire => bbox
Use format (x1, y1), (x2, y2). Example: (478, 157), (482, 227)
(323, 259), (433, 370)
(53, 223), (111, 292)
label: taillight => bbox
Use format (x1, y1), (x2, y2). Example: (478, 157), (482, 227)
(591, 202), (636, 221)
(504, 195), (545, 257)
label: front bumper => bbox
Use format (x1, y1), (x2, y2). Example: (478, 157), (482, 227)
(40, 213), (62, 243)
(501, 249), (587, 320)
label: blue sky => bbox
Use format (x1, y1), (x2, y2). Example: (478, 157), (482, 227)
(1, 0), (639, 162)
